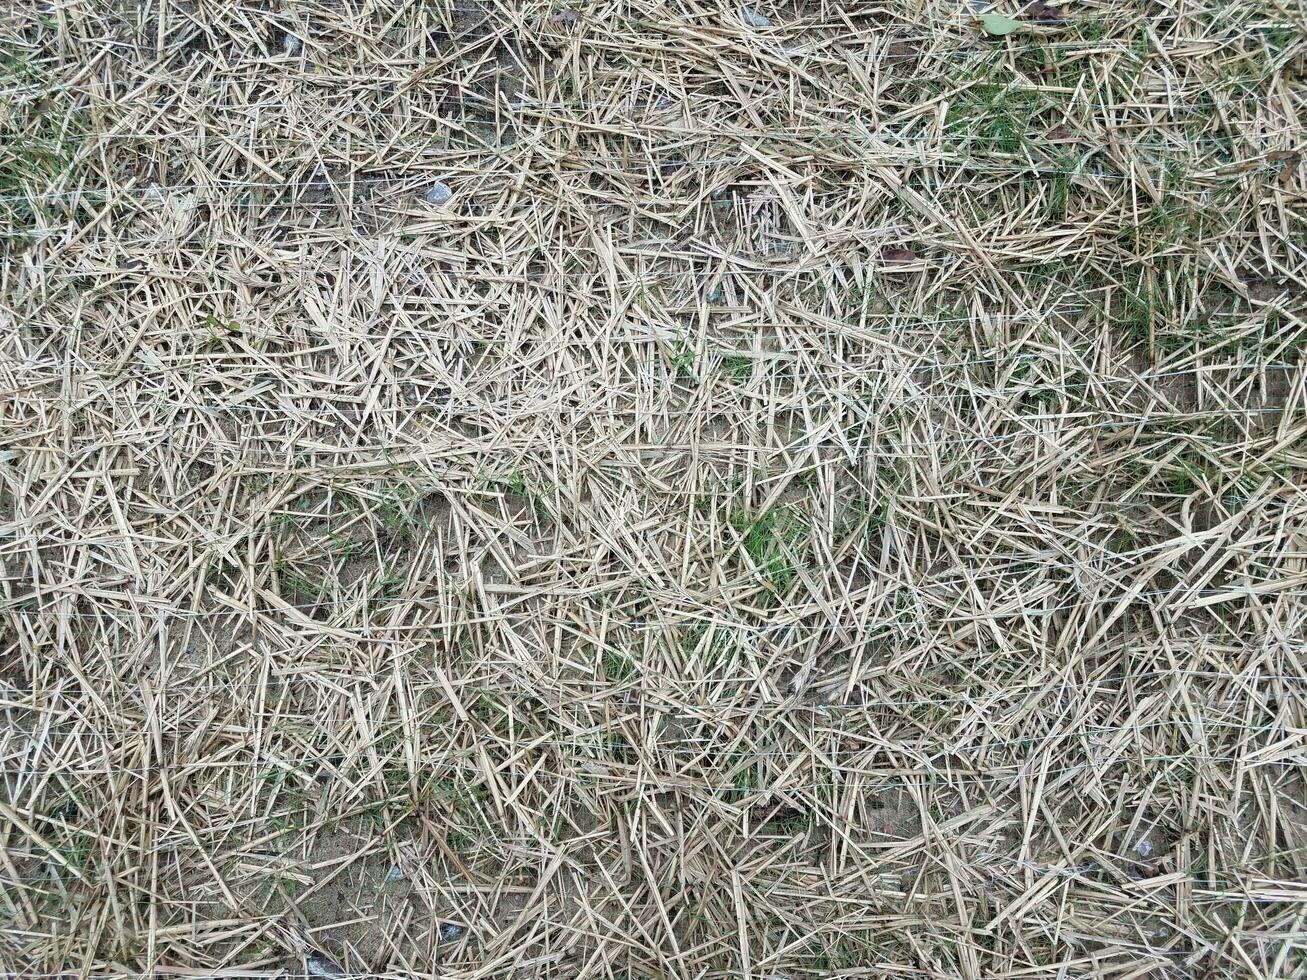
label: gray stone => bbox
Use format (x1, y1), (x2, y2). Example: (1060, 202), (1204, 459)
(307, 955), (344, 979)
(423, 182), (454, 206)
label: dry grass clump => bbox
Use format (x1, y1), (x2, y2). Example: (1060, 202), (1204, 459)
(1, 0), (1305, 976)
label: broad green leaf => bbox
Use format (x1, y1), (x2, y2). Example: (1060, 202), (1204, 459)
(979, 13), (1022, 36)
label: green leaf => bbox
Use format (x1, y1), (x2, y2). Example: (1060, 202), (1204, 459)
(978, 13), (1022, 36)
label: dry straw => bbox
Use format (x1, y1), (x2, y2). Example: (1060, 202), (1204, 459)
(1, 0), (1305, 976)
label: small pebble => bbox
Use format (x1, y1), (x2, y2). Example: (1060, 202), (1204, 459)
(384, 865), (406, 883)
(284, 33), (303, 56)
(307, 955), (344, 980)
(740, 7), (772, 28)
(438, 922), (464, 942)
(1135, 838), (1153, 858)
(423, 182), (454, 206)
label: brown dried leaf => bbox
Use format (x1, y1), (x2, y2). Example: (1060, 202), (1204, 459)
(1023, 0), (1064, 21)
(881, 248), (918, 265)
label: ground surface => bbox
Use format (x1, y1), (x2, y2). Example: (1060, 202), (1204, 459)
(1, 0), (1306, 977)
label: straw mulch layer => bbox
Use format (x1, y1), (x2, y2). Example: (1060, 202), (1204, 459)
(2, 1), (1305, 976)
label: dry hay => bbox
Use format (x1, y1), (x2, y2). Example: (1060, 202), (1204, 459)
(1, 0), (1306, 977)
